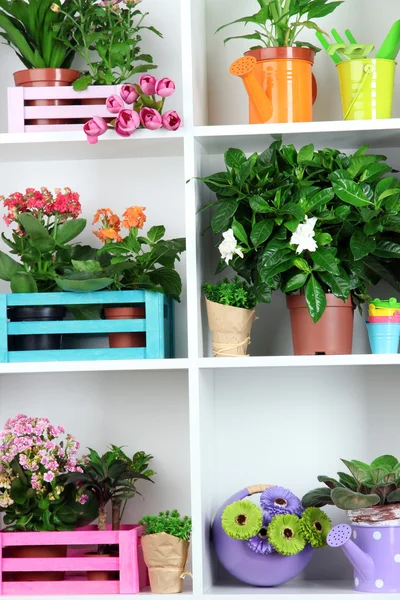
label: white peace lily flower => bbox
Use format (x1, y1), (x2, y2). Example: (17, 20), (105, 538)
(290, 216), (318, 255)
(218, 229), (244, 264)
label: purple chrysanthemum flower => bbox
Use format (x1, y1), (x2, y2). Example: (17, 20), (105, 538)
(247, 515), (275, 555)
(260, 485), (303, 517)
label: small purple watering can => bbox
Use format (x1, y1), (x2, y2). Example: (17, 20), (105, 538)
(211, 484), (313, 587)
(328, 522), (400, 592)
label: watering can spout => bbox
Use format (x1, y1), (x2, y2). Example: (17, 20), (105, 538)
(327, 524), (375, 582)
(229, 56), (272, 123)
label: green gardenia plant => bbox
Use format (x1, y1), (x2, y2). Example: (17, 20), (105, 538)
(56, 0), (162, 90)
(0, 0), (76, 69)
(203, 277), (256, 309)
(139, 510), (192, 541)
(216, 0), (343, 52)
(199, 141), (400, 322)
(302, 455), (400, 511)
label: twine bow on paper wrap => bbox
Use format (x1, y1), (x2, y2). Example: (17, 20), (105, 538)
(141, 532), (191, 594)
(206, 299), (256, 357)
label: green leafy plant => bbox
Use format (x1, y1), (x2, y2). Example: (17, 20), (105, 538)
(67, 446), (154, 537)
(139, 510), (192, 541)
(302, 455), (400, 510)
(216, 0), (343, 52)
(0, 0), (77, 69)
(57, 0), (162, 89)
(203, 277), (256, 309)
(198, 141), (400, 322)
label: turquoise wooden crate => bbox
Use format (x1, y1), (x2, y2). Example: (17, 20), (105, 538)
(0, 290), (174, 363)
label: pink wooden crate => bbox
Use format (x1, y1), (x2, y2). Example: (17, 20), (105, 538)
(8, 85), (120, 133)
(0, 524), (149, 595)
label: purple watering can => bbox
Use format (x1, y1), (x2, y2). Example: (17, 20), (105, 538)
(328, 523), (400, 592)
(211, 484), (313, 587)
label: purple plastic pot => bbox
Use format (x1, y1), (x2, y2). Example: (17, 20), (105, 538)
(211, 485), (313, 587)
(328, 523), (400, 592)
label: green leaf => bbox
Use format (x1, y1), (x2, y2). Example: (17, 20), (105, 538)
(337, 472), (357, 490)
(72, 75), (93, 91)
(331, 488), (380, 510)
(147, 226), (166, 244)
(10, 272), (38, 293)
(293, 257), (312, 273)
(19, 213), (55, 253)
(306, 1), (344, 19)
(333, 180), (372, 207)
(314, 233), (332, 247)
(71, 260), (102, 273)
(56, 218), (86, 245)
(301, 487), (333, 508)
(224, 148), (246, 170)
(250, 220), (274, 248)
(361, 163), (392, 183)
(347, 155), (378, 178)
(150, 268), (182, 300)
(249, 195), (272, 213)
(350, 229), (376, 261)
(373, 241), (400, 258)
(305, 275), (326, 323)
(0, 251), (22, 281)
(363, 256), (400, 291)
(55, 277), (113, 292)
(319, 267), (351, 302)
(388, 489), (400, 503)
(283, 272), (308, 293)
(317, 475), (344, 489)
(312, 248), (339, 274)
(297, 144), (314, 164)
(211, 200), (237, 233)
(341, 459), (371, 486)
(231, 218), (248, 246)
(303, 188), (334, 212)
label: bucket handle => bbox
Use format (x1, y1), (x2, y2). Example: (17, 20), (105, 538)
(312, 74), (317, 105)
(343, 63), (375, 120)
(247, 484), (274, 495)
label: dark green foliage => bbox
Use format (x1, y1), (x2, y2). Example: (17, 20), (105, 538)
(203, 277), (256, 309)
(303, 455), (400, 510)
(139, 510), (192, 541)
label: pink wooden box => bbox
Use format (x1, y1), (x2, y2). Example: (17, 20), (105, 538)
(8, 85), (120, 133)
(0, 524), (148, 595)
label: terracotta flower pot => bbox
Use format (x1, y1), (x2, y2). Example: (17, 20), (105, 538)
(104, 306), (146, 349)
(4, 545), (67, 581)
(13, 68), (79, 126)
(86, 553), (118, 581)
(243, 47), (317, 124)
(286, 294), (354, 356)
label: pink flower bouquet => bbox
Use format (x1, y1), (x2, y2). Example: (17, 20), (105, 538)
(83, 76), (182, 144)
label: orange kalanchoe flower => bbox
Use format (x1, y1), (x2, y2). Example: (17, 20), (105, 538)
(122, 206), (146, 229)
(94, 228), (123, 243)
(93, 208), (114, 225)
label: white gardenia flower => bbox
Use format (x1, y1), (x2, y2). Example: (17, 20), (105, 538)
(290, 216), (318, 254)
(218, 229), (244, 264)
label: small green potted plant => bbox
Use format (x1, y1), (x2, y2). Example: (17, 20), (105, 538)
(199, 142), (400, 355)
(203, 276), (256, 357)
(216, 0), (344, 123)
(139, 510), (191, 594)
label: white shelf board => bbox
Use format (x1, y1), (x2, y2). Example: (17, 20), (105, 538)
(0, 358), (189, 375)
(206, 580), (367, 598)
(0, 129), (184, 162)
(2, 590), (192, 600)
(198, 354), (400, 369)
(194, 119), (400, 153)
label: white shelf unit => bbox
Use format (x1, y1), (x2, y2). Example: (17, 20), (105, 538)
(0, 0), (399, 599)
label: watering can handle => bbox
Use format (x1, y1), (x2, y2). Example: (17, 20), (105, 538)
(247, 484), (274, 495)
(312, 74), (317, 105)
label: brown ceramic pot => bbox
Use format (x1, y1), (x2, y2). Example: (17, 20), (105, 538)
(286, 294), (354, 355)
(86, 553), (118, 581)
(13, 68), (79, 126)
(104, 306), (146, 349)
(4, 545), (67, 581)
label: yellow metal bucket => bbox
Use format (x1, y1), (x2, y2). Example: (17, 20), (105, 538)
(337, 58), (396, 120)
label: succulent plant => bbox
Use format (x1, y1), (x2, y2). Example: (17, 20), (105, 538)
(302, 455), (400, 511)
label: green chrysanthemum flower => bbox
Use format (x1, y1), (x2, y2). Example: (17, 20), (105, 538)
(221, 500), (262, 540)
(300, 507), (332, 548)
(267, 514), (306, 556)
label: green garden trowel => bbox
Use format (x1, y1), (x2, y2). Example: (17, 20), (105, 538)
(376, 20), (400, 61)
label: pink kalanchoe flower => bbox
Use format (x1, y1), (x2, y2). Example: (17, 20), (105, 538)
(139, 74), (157, 95)
(43, 471), (55, 483)
(120, 84), (139, 105)
(155, 78), (176, 98)
(106, 94), (124, 114)
(162, 110), (181, 131)
(140, 107), (162, 130)
(83, 116), (108, 144)
(115, 109), (140, 137)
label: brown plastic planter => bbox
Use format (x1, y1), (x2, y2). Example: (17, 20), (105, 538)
(13, 68), (79, 126)
(104, 306), (146, 349)
(286, 294), (354, 355)
(4, 545), (67, 582)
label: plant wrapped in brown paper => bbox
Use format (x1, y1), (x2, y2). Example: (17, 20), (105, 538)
(203, 277), (256, 357)
(139, 510), (191, 594)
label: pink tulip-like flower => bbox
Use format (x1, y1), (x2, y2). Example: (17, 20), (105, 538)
(83, 116), (108, 144)
(139, 74), (157, 95)
(162, 110), (181, 131)
(115, 109), (140, 137)
(106, 94), (124, 114)
(120, 84), (139, 105)
(155, 78), (176, 98)
(140, 107), (163, 130)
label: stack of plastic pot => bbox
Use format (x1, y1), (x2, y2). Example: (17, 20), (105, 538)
(366, 298), (400, 354)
